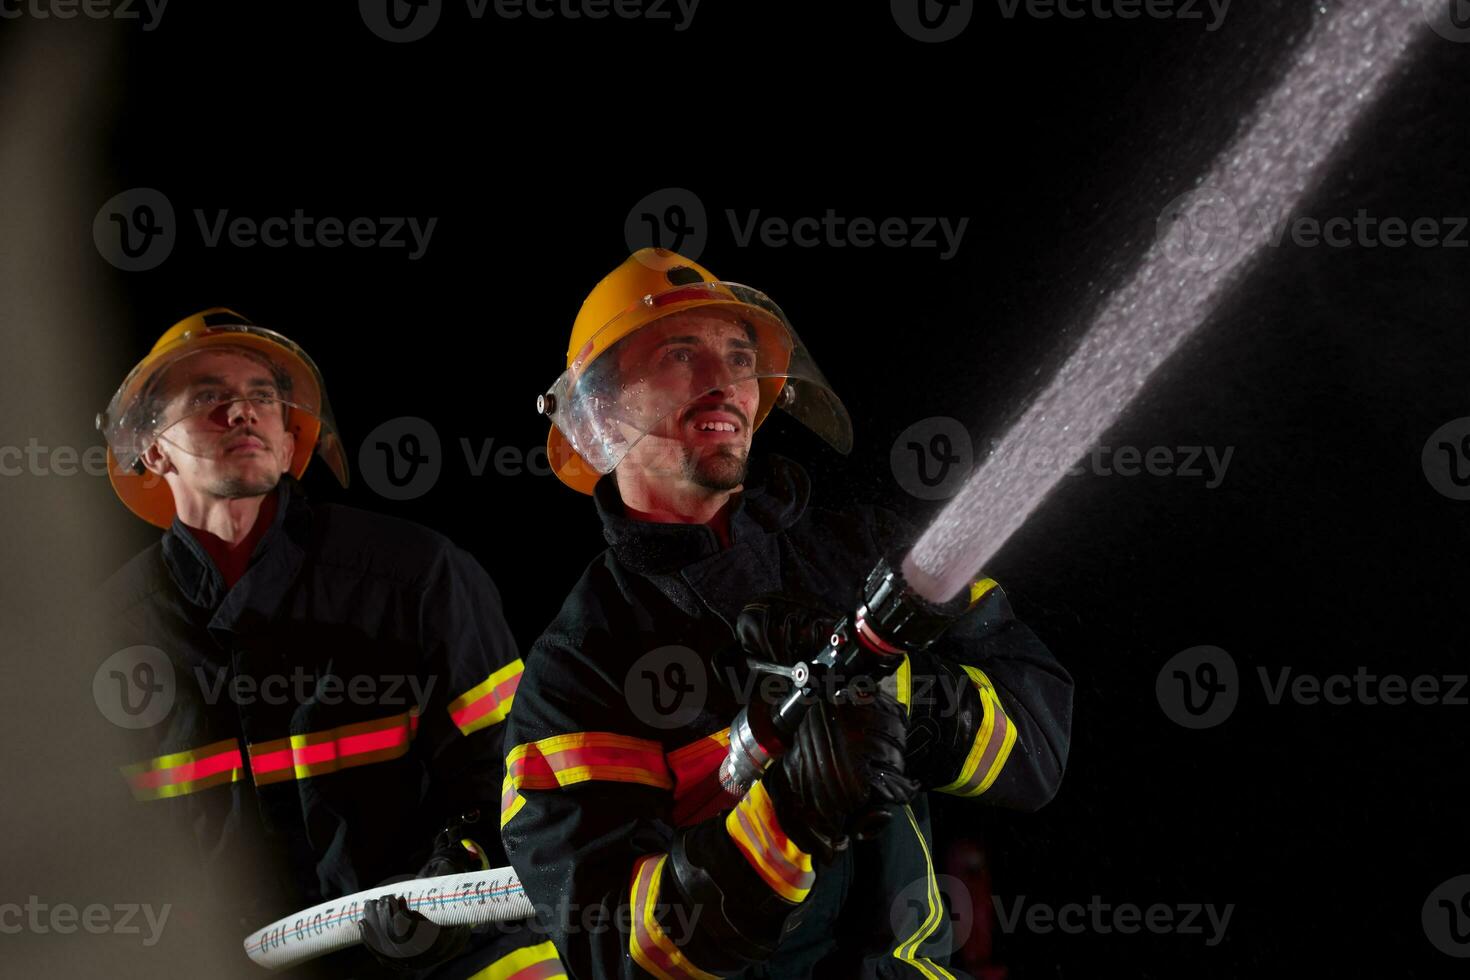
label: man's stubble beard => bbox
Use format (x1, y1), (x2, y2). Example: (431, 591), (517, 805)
(683, 444), (749, 492)
(207, 468), (283, 500)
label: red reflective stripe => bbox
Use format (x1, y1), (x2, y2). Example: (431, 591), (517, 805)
(628, 854), (719, 980)
(246, 710), (419, 785)
(291, 725), (408, 766)
(668, 729), (741, 827)
(120, 738), (247, 801)
(505, 962), (566, 980)
(506, 733), (672, 791)
(130, 746), (242, 791)
(249, 745), (293, 777)
(449, 670), (521, 732)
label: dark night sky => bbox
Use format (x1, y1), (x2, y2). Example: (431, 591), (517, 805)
(50, 0), (1470, 975)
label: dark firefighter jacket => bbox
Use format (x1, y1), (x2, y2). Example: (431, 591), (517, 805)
(98, 477), (563, 979)
(500, 454), (1073, 980)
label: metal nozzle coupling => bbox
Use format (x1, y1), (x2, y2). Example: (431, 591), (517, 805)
(717, 709), (773, 797)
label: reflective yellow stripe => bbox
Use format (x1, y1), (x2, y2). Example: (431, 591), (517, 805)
(467, 938), (567, 979)
(896, 653), (913, 717)
(629, 854), (720, 980)
(505, 732), (673, 793)
(968, 577), (999, 607)
(247, 709), (419, 784)
(120, 737), (245, 801)
(501, 772), (528, 829)
(936, 666), (1018, 798)
(725, 780), (814, 903)
(449, 659), (524, 736)
(893, 805), (957, 980)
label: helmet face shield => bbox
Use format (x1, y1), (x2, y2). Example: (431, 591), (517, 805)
(99, 324), (349, 489)
(543, 281), (852, 478)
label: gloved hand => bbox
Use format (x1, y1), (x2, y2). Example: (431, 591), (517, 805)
(735, 594), (990, 794)
(358, 811), (486, 973)
(733, 592), (838, 678)
(759, 689), (919, 865)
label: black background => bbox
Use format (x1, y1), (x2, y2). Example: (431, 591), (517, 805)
(43, 0), (1470, 975)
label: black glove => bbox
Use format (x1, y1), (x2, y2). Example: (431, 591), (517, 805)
(358, 894), (471, 974)
(761, 691), (919, 865)
(358, 811), (485, 974)
(733, 592), (838, 678)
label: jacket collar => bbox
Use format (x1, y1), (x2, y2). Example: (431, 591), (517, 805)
(594, 454), (811, 626)
(161, 478), (308, 635)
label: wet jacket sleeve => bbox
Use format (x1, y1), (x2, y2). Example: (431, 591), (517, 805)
(865, 507), (1073, 812)
(414, 543), (525, 846)
(502, 628), (818, 979)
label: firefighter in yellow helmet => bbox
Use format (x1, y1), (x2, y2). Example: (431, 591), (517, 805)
(95, 310), (563, 979)
(96, 307), (350, 529)
(538, 248), (853, 500)
(503, 250), (1073, 977)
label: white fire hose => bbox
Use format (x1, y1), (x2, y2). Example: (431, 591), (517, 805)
(242, 865), (534, 970)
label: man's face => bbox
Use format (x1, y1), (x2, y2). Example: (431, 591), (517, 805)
(142, 349), (296, 499)
(613, 310), (763, 493)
